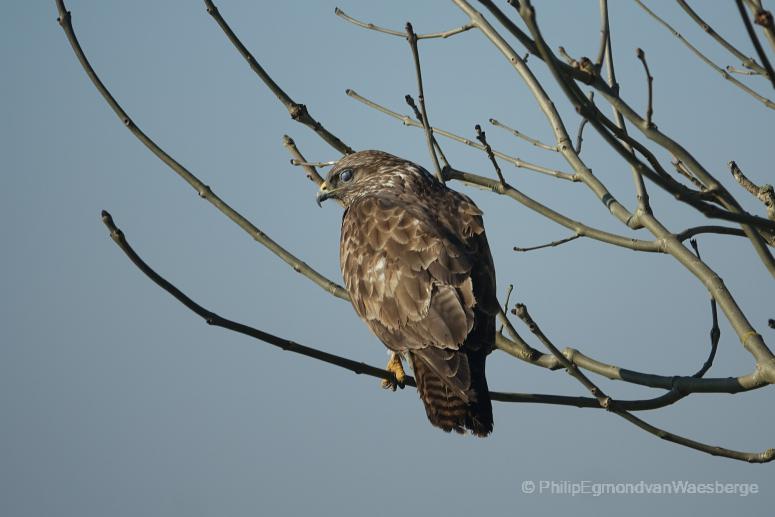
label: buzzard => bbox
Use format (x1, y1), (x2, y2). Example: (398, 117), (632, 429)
(317, 150), (497, 436)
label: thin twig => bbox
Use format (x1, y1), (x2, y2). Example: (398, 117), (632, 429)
(689, 239), (720, 378)
(282, 135), (325, 186)
(574, 92), (594, 155)
(204, 0), (354, 154)
(514, 304), (611, 407)
(675, 225), (747, 241)
(489, 118), (558, 151)
(615, 411), (775, 463)
(405, 22), (444, 182)
(497, 284), (515, 336)
(557, 45), (577, 67)
(726, 65), (760, 75)
(574, 119), (589, 154)
(335, 7), (474, 40)
(735, 0), (775, 88)
(475, 124), (506, 186)
(513, 234), (581, 252)
(405, 95), (450, 168)
(636, 48), (654, 127)
(477, 0), (601, 85)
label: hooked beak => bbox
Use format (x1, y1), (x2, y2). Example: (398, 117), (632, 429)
(316, 181), (333, 207)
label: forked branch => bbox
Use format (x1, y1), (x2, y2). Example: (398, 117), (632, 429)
(513, 303), (774, 463)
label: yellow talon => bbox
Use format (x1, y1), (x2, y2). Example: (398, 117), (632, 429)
(381, 352), (406, 391)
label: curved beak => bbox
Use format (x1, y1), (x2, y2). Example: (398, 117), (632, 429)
(316, 181), (332, 207)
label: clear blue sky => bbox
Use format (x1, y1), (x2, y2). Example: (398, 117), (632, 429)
(2, 1), (774, 515)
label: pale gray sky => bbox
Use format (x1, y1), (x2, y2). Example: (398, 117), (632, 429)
(2, 1), (774, 515)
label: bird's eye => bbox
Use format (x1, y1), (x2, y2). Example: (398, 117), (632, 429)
(340, 169), (354, 182)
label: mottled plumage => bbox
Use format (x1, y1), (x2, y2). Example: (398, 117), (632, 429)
(317, 150), (497, 436)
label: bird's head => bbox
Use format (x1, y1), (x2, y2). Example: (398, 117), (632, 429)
(316, 150), (436, 208)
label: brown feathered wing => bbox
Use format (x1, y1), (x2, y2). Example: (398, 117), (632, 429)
(340, 192), (496, 436)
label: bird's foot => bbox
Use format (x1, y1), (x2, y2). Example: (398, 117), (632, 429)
(381, 352), (406, 391)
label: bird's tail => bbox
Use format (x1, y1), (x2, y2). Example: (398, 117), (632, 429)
(410, 351), (493, 437)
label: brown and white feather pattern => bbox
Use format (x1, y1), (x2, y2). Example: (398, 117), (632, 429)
(330, 150), (496, 436)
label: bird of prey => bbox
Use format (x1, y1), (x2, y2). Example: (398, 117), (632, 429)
(316, 150), (497, 436)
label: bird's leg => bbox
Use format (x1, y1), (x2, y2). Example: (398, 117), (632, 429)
(381, 352), (406, 391)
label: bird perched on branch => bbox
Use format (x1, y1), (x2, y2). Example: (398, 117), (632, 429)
(317, 150), (497, 436)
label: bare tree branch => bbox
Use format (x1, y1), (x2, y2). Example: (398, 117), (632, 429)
(688, 239), (721, 378)
(204, 0), (354, 154)
(514, 304), (611, 408)
(573, 92), (594, 155)
(404, 95), (451, 169)
(634, 0), (775, 106)
(474, 124), (506, 186)
(676, 225), (747, 241)
(672, 156), (708, 191)
(601, 16), (650, 217)
(677, 0), (767, 75)
(513, 303), (774, 463)
(614, 411), (775, 463)
(727, 65), (761, 75)
(513, 234), (581, 252)
(282, 135), (324, 186)
(594, 0), (610, 69)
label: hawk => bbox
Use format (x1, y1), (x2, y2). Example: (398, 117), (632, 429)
(317, 150), (497, 436)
